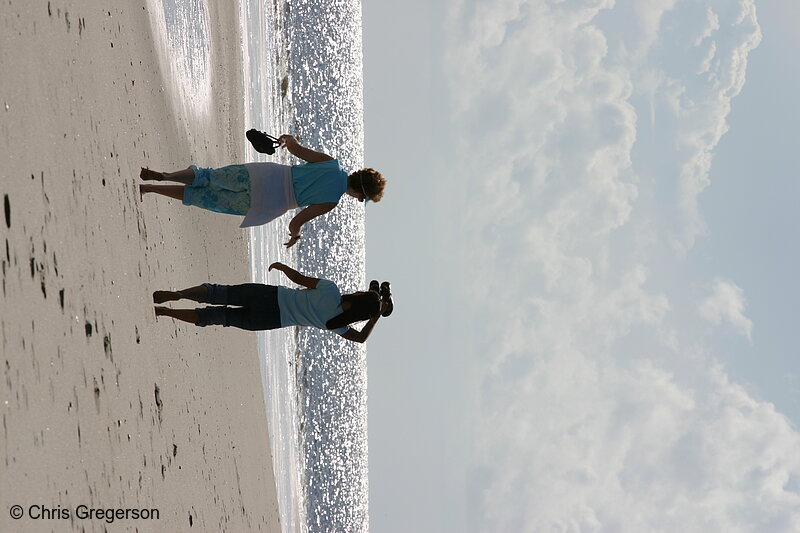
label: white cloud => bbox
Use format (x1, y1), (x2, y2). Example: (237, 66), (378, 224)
(699, 279), (754, 341)
(440, 0), (795, 531)
(668, 2), (761, 250)
(697, 40), (717, 75)
(693, 7), (721, 47)
(477, 357), (800, 532)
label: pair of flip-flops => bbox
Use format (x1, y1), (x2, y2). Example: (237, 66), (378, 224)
(246, 129), (281, 155)
(369, 280), (394, 317)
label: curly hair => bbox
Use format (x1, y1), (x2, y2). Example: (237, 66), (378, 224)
(348, 168), (386, 202)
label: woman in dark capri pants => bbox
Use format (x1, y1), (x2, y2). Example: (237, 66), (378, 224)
(152, 262), (390, 343)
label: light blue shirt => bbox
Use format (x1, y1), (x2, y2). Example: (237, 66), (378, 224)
(291, 159), (348, 206)
(276, 279), (348, 334)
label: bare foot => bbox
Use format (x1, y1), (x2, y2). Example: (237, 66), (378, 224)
(140, 168), (164, 181)
(153, 290), (179, 304)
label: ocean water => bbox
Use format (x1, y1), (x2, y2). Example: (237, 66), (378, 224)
(148, 1), (369, 532)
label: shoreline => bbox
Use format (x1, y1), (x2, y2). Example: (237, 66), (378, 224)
(0, 1), (280, 531)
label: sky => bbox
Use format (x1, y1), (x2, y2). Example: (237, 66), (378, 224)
(363, 1), (799, 532)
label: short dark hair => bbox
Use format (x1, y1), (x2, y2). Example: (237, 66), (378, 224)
(325, 292), (380, 330)
(348, 168), (386, 202)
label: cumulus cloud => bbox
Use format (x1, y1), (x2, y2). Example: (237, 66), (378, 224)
(477, 358), (800, 532)
(699, 279), (754, 341)
(440, 1), (797, 531)
(654, 1), (761, 250)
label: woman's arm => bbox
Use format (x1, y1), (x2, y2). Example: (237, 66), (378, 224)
(284, 203), (337, 247)
(268, 262), (320, 289)
(339, 315), (380, 344)
(279, 135), (334, 163)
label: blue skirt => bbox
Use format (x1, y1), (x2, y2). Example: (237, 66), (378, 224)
(182, 165), (251, 215)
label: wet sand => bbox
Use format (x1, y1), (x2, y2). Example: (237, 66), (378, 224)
(0, 1), (280, 531)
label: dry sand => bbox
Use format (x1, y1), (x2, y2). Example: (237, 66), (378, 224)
(1, 1), (281, 531)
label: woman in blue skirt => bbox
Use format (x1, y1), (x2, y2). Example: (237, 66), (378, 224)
(139, 135), (386, 247)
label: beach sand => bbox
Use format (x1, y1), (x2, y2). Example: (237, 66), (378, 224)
(1, 1), (281, 531)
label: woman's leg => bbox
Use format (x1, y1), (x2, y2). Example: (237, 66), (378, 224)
(153, 285), (209, 304)
(139, 184), (184, 201)
(210, 283), (276, 307)
(140, 167), (195, 184)
(154, 306), (198, 324)
(153, 285), (280, 331)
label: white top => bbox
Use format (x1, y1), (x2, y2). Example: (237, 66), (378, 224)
(276, 279), (348, 334)
(240, 162), (298, 228)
